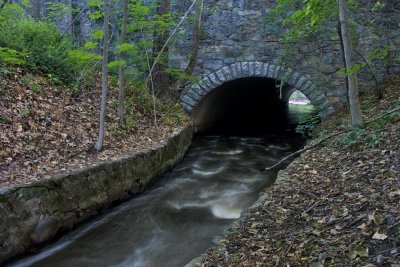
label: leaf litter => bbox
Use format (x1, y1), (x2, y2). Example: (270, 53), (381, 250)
(0, 69), (189, 188)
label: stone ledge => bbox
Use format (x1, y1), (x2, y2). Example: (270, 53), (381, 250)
(0, 126), (193, 264)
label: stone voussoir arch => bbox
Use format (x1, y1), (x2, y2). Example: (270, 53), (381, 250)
(180, 61), (335, 118)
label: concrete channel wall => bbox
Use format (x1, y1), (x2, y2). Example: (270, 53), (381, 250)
(0, 127), (193, 264)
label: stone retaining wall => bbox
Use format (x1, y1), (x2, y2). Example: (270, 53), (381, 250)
(0, 127), (193, 264)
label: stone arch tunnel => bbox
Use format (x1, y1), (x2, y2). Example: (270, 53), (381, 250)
(180, 61), (335, 134)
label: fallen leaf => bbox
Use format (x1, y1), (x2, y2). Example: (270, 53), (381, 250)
(330, 229), (339, 235)
(357, 223), (367, 230)
(17, 124), (23, 132)
(372, 232), (388, 240)
(368, 212), (384, 225)
(348, 245), (369, 259)
(312, 230), (322, 236)
(389, 190), (400, 197)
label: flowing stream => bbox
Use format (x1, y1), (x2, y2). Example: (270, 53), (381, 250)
(9, 105), (312, 267)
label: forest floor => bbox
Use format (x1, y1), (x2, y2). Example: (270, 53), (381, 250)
(199, 80), (400, 266)
(0, 69), (189, 188)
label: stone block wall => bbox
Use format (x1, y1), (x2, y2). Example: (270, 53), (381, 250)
(172, 0), (400, 107)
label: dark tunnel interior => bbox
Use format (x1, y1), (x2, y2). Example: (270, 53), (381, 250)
(193, 77), (298, 136)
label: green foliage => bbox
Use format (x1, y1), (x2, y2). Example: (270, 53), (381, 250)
(368, 45), (391, 62)
(89, 10), (104, 20)
(20, 108), (30, 117)
(46, 2), (76, 19)
(108, 123), (118, 132)
(66, 49), (102, 68)
(338, 44), (392, 84)
(338, 63), (365, 76)
(115, 0), (182, 80)
(131, 84), (153, 113)
(107, 60), (126, 69)
(126, 115), (137, 130)
(295, 113), (320, 138)
(370, 108), (400, 128)
(166, 67), (198, 82)
(84, 41), (98, 50)
(338, 127), (366, 145)
(22, 73), (34, 86)
(31, 84), (44, 94)
(366, 133), (382, 147)
(88, 0), (104, 20)
(0, 2), (24, 20)
(0, 47), (25, 65)
(372, 1), (385, 12)
(396, 228), (400, 236)
(317, 130), (329, 140)
(22, 74), (45, 94)
(0, 114), (10, 124)
(123, 82), (154, 124)
(0, 3), (78, 82)
(88, 0), (103, 7)
(91, 30), (104, 40)
(268, 0), (337, 42)
(117, 43), (134, 54)
(159, 101), (188, 125)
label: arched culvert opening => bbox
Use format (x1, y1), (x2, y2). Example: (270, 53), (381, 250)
(193, 77), (293, 135)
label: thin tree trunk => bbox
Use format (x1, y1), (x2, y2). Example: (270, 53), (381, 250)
(61, 4), (89, 37)
(152, 0), (170, 96)
(338, 0), (364, 126)
(337, 21), (349, 103)
(95, 0), (111, 152)
(30, 0), (43, 18)
(67, 0), (73, 35)
(184, 0), (203, 78)
(172, 0), (203, 94)
(117, 0), (129, 126)
(142, 28), (159, 127)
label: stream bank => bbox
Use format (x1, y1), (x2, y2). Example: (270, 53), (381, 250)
(195, 82), (400, 266)
(0, 126), (193, 265)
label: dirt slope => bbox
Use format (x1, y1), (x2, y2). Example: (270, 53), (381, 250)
(0, 70), (188, 188)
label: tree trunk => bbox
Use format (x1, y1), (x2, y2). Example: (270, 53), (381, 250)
(337, 21), (349, 103)
(66, 0), (73, 35)
(31, 0), (43, 18)
(183, 0), (203, 78)
(171, 0), (203, 96)
(95, 0), (111, 152)
(152, 0), (170, 96)
(117, 0), (129, 126)
(338, 0), (364, 126)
